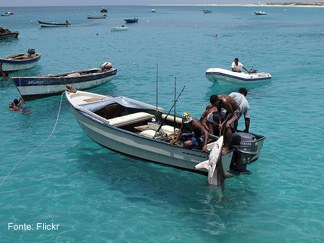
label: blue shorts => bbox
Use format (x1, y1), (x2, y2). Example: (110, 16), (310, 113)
(180, 133), (205, 148)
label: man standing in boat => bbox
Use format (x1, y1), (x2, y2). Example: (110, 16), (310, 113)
(209, 94), (240, 154)
(229, 88), (250, 133)
(231, 58), (250, 73)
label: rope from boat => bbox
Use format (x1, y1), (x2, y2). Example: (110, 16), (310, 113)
(0, 92), (65, 187)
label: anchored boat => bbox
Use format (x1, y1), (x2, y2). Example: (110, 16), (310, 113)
(12, 62), (117, 101)
(0, 49), (41, 75)
(38, 20), (71, 27)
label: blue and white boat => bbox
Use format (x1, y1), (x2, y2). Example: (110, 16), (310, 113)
(11, 62), (117, 100)
(205, 68), (271, 85)
(0, 49), (41, 75)
(38, 20), (71, 27)
(87, 14), (107, 19)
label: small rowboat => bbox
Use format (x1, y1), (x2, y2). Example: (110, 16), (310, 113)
(206, 68), (271, 85)
(87, 14), (107, 19)
(0, 49), (41, 75)
(38, 20), (71, 27)
(0, 27), (19, 39)
(110, 26), (128, 32)
(254, 11), (267, 15)
(124, 18), (138, 23)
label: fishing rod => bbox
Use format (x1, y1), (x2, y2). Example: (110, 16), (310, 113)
(155, 61), (159, 112)
(173, 77), (176, 133)
(155, 84), (186, 134)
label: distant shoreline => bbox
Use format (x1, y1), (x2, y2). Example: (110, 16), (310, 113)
(151, 3), (324, 8)
(1, 3), (324, 8)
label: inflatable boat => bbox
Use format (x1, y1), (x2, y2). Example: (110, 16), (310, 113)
(206, 68), (271, 85)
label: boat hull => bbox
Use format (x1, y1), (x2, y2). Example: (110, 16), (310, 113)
(0, 32), (19, 39)
(38, 20), (71, 27)
(0, 53), (41, 72)
(12, 68), (117, 101)
(110, 27), (128, 31)
(124, 18), (138, 23)
(206, 68), (271, 85)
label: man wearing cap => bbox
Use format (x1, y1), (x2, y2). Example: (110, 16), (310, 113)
(170, 112), (209, 152)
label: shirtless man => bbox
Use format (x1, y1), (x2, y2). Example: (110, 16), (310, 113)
(209, 94), (240, 154)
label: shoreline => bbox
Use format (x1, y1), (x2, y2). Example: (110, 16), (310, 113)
(1, 3), (324, 8)
(150, 3), (324, 8)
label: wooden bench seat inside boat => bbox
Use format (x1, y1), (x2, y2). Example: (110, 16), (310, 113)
(108, 112), (154, 127)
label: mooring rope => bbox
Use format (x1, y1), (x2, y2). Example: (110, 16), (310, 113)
(0, 92), (65, 187)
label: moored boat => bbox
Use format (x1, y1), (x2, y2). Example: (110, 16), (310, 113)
(87, 14), (107, 19)
(0, 27), (19, 39)
(65, 89), (265, 184)
(206, 68), (271, 85)
(203, 10), (212, 14)
(12, 62), (117, 101)
(1, 11), (14, 16)
(38, 20), (71, 27)
(110, 26), (128, 31)
(0, 49), (41, 76)
(124, 18), (138, 23)
(254, 11), (267, 15)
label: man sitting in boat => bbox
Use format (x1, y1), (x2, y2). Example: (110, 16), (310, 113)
(231, 58), (250, 73)
(170, 112), (209, 152)
(229, 88), (250, 133)
(209, 94), (240, 154)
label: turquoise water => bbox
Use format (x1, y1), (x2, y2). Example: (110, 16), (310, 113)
(1, 5), (323, 242)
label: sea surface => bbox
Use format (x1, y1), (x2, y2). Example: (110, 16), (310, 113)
(0, 5), (323, 242)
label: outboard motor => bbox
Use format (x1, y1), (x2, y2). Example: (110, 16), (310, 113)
(230, 132), (258, 173)
(27, 49), (36, 56)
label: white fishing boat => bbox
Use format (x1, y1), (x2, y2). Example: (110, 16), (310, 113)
(65, 89), (265, 184)
(110, 26), (128, 32)
(205, 68), (271, 85)
(12, 62), (117, 101)
(0, 49), (41, 75)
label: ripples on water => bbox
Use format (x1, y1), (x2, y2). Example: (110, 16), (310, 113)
(0, 5), (323, 242)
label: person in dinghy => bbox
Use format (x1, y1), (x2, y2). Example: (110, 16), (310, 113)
(231, 58), (256, 74)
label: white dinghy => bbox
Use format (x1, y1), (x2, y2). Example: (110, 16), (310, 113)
(206, 68), (271, 85)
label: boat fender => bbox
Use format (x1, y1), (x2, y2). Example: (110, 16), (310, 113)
(101, 62), (112, 70)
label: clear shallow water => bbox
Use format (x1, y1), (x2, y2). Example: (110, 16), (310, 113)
(0, 6), (323, 242)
